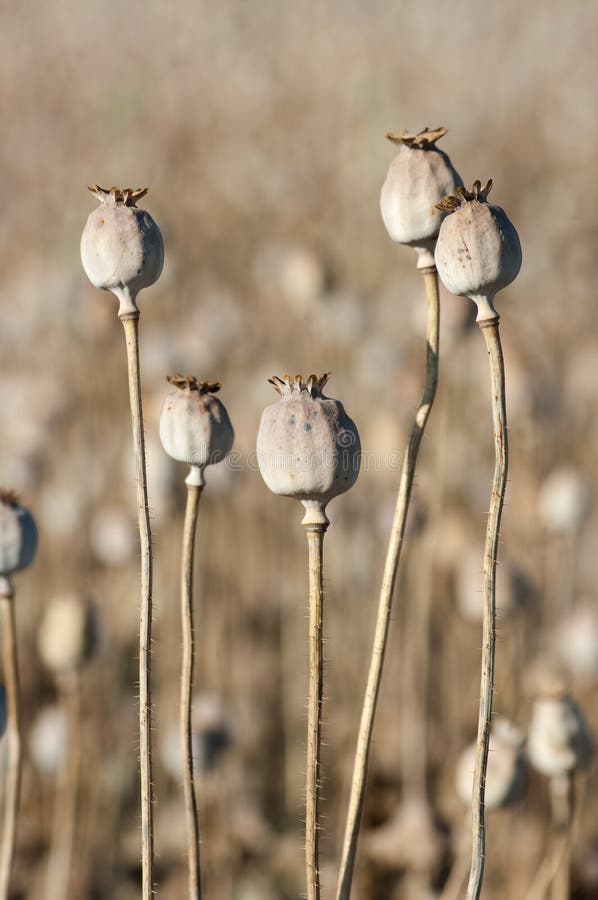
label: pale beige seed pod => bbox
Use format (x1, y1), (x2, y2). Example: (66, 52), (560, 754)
(159, 692), (231, 780)
(435, 179), (522, 321)
(528, 688), (593, 778)
(380, 127), (463, 268)
(80, 185), (164, 317)
(538, 465), (591, 536)
(364, 796), (445, 874)
(456, 718), (527, 810)
(257, 374), (360, 526)
(0, 489), (37, 579)
(555, 603), (598, 682)
(90, 504), (137, 567)
(28, 704), (67, 776)
(37, 592), (98, 675)
(455, 544), (529, 622)
(159, 375), (234, 487)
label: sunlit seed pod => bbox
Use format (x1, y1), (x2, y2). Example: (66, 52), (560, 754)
(252, 242), (325, 312)
(555, 603), (598, 682)
(28, 704), (67, 776)
(538, 466), (591, 536)
(82, 184), (158, 891)
(160, 726), (198, 783)
(39, 479), (86, 540)
(159, 693), (232, 780)
(528, 690), (593, 778)
(159, 375), (234, 487)
(456, 718), (527, 810)
(435, 179), (522, 321)
(455, 544), (530, 622)
(380, 127), (463, 268)
(192, 692), (233, 773)
(364, 797), (445, 874)
(37, 592), (98, 675)
(80, 185), (164, 317)
(89, 505), (137, 567)
(0, 489), (37, 578)
(257, 373), (360, 526)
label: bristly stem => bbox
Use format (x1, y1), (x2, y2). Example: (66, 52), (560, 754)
(305, 524), (327, 900)
(335, 266), (440, 900)
(120, 313), (155, 900)
(0, 579), (20, 900)
(527, 773), (574, 900)
(466, 319), (508, 900)
(549, 773), (575, 900)
(181, 480), (203, 899)
(45, 672), (81, 900)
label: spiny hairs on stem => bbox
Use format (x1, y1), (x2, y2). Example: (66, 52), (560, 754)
(166, 374), (221, 394)
(386, 126), (448, 148)
(436, 179), (493, 211)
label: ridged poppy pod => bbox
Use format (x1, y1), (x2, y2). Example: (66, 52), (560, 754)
(37, 592), (98, 675)
(435, 179), (522, 322)
(80, 186), (164, 317)
(163, 376), (235, 896)
(364, 797), (445, 874)
(0, 489), (37, 582)
(257, 374), (360, 527)
(538, 466), (590, 536)
(159, 375), (234, 487)
(81, 186), (160, 895)
(456, 719), (527, 810)
(528, 689), (593, 778)
(555, 604), (598, 682)
(380, 127), (463, 269)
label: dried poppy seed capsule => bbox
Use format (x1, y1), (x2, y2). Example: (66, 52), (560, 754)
(555, 604), (598, 682)
(28, 704), (67, 776)
(80, 185), (164, 318)
(37, 592), (98, 675)
(257, 374), (360, 527)
(380, 127), (463, 269)
(538, 466), (591, 536)
(159, 375), (234, 487)
(456, 718), (527, 810)
(434, 179), (522, 322)
(0, 489), (37, 582)
(528, 687), (593, 778)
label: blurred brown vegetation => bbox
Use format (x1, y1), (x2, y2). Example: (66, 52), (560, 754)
(2, 0), (598, 897)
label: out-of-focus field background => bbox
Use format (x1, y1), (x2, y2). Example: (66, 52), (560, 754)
(2, 1), (598, 897)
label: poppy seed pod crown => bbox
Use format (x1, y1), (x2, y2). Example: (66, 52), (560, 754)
(380, 127), (463, 269)
(434, 179), (522, 321)
(159, 375), (234, 487)
(257, 374), (360, 527)
(80, 185), (164, 317)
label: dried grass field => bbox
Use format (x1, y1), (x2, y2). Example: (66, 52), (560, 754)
(1, 1), (598, 897)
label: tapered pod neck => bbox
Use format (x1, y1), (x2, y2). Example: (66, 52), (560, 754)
(301, 500), (330, 531)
